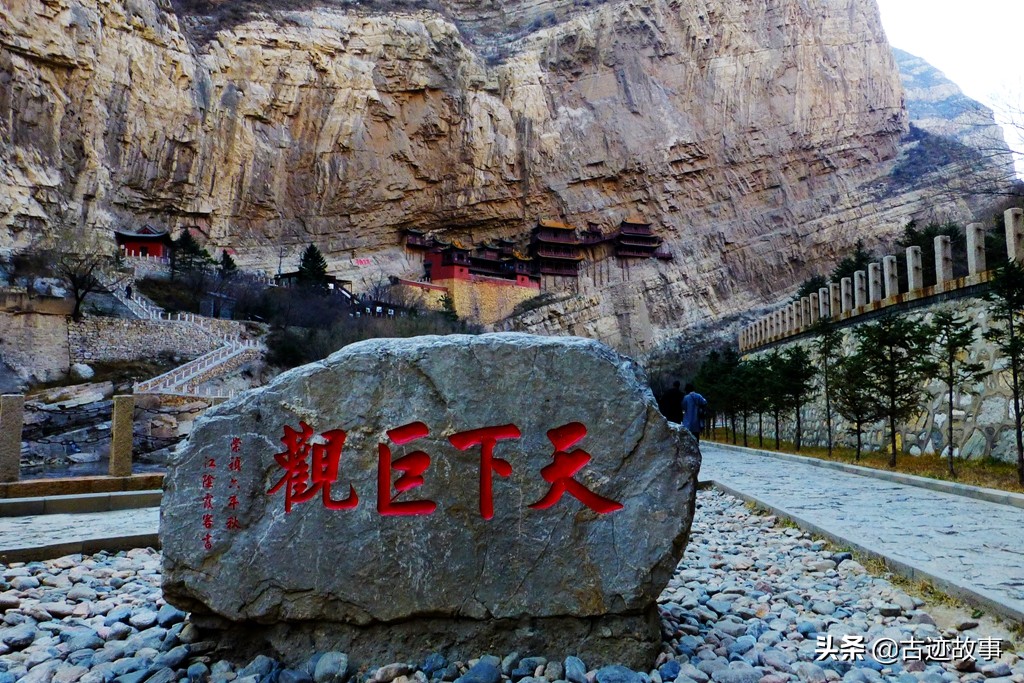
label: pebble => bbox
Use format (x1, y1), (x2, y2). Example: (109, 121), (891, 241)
(0, 491), (1020, 683)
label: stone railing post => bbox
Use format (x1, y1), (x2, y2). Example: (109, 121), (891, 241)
(883, 255), (899, 298)
(792, 302), (801, 331)
(907, 246), (923, 291)
(0, 395), (25, 483)
(818, 287), (830, 319)
(934, 235), (953, 291)
(868, 263), (882, 303)
(801, 297), (811, 328)
(966, 223), (986, 275)
(853, 270), (867, 308)
(809, 293), (820, 325)
(840, 277), (853, 313)
(110, 395), (134, 477)
(1006, 208), (1024, 262)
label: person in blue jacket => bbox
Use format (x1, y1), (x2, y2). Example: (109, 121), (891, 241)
(681, 383), (708, 442)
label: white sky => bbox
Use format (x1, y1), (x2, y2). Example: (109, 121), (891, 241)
(875, 0), (1024, 176)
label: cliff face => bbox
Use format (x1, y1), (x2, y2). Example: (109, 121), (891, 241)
(0, 0), (1007, 356)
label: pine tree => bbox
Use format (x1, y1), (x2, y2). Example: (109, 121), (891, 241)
(856, 312), (936, 466)
(811, 318), (844, 456)
(219, 250), (238, 280)
(172, 230), (212, 279)
(832, 352), (882, 461)
(297, 244), (329, 290)
(782, 346), (817, 451)
(930, 307), (988, 477)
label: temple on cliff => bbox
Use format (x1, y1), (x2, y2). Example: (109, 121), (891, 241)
(396, 217), (670, 324)
(614, 218), (672, 260)
(530, 220), (584, 276)
(114, 225), (172, 258)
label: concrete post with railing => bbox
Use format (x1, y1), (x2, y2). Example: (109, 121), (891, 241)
(883, 255), (899, 298)
(819, 287), (830, 319)
(966, 223), (986, 275)
(907, 246), (923, 291)
(801, 297), (811, 328)
(1006, 208), (1024, 262)
(829, 283), (841, 319)
(868, 262), (882, 303)
(809, 293), (820, 325)
(109, 395), (134, 477)
(853, 271), (867, 309)
(0, 395), (25, 483)
(934, 235), (953, 291)
(840, 278), (853, 314)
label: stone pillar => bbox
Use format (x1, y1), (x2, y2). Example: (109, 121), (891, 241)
(829, 283), (841, 318)
(853, 270), (867, 308)
(868, 263), (882, 303)
(791, 302), (801, 330)
(907, 246), (923, 291)
(934, 235), (953, 290)
(109, 395), (134, 478)
(801, 297), (811, 328)
(883, 255), (899, 298)
(809, 293), (820, 325)
(840, 278), (853, 313)
(1006, 208), (1024, 262)
(818, 287), (830, 319)
(0, 395), (25, 483)
(967, 222), (987, 275)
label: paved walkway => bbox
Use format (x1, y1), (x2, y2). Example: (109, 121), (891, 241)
(700, 443), (1024, 622)
(0, 507), (159, 563)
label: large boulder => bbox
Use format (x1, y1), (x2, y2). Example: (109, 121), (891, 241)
(161, 333), (699, 667)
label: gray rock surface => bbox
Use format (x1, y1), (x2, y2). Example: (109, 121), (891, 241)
(162, 333), (699, 665)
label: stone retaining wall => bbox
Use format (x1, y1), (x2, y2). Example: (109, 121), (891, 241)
(746, 296), (1020, 462)
(0, 312), (70, 383)
(70, 319), (220, 363)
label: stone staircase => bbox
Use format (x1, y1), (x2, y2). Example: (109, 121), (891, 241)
(98, 273), (264, 399)
(133, 340), (261, 399)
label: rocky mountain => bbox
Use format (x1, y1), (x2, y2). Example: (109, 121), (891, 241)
(0, 0), (1014, 358)
(888, 48), (1015, 210)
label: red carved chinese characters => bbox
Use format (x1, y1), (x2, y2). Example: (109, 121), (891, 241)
(268, 422), (358, 513)
(449, 424), (520, 519)
(263, 419), (623, 516)
(377, 422), (436, 516)
(528, 422), (623, 514)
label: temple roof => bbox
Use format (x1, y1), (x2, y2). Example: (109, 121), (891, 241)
(537, 219), (576, 231)
(113, 224), (170, 239)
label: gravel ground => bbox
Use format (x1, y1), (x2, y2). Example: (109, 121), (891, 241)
(0, 489), (1020, 683)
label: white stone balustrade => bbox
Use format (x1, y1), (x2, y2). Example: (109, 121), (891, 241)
(741, 219), (1024, 352)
